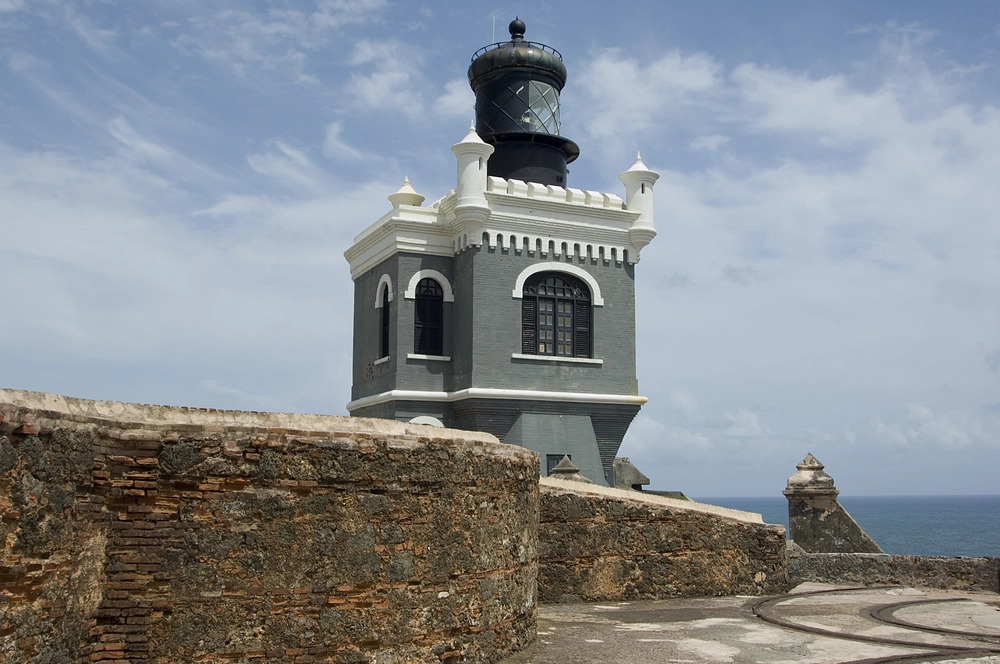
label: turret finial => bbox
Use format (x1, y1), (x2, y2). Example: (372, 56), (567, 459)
(509, 17), (526, 41)
(388, 175), (424, 207)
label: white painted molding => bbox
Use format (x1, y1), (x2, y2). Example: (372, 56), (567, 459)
(346, 388), (647, 412)
(510, 262), (605, 306)
(409, 415), (445, 427)
(373, 356), (390, 366)
(510, 353), (603, 366)
(374, 274), (393, 308)
(406, 353), (451, 362)
(404, 269), (455, 302)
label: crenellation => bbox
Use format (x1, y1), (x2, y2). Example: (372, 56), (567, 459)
(506, 178), (529, 196)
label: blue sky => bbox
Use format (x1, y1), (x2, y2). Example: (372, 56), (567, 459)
(2, 1), (999, 496)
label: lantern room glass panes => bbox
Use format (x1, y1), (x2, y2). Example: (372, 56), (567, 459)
(476, 79), (561, 136)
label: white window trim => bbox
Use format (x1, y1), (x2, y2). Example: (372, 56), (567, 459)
(406, 353), (451, 362)
(404, 269), (455, 302)
(373, 356), (390, 366)
(511, 262), (604, 305)
(374, 274), (393, 308)
(510, 353), (603, 365)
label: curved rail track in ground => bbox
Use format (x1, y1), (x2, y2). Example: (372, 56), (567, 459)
(752, 586), (1000, 663)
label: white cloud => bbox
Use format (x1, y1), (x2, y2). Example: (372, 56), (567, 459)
(689, 134), (729, 152)
(570, 48), (723, 157)
(619, 414), (712, 460)
(667, 388), (699, 418)
(870, 404), (982, 450)
(0, 131), (391, 412)
(732, 64), (902, 141)
(721, 265), (766, 286)
(723, 409), (766, 438)
(246, 141), (329, 194)
(348, 38), (423, 115)
(436, 77), (474, 121)
(0, 0), (25, 13)
(322, 121), (364, 160)
(63, 4), (117, 54)
(171, 1), (388, 77)
(108, 115), (172, 162)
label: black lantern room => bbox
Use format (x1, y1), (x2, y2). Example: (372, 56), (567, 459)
(468, 18), (580, 187)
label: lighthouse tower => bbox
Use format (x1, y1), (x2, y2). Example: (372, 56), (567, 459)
(344, 20), (660, 485)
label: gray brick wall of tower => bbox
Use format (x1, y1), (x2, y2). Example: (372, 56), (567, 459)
(349, 240), (643, 486)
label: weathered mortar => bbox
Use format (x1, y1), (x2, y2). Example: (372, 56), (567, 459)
(537, 477), (787, 601)
(0, 389), (539, 664)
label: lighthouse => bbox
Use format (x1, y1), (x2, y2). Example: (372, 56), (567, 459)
(344, 19), (660, 486)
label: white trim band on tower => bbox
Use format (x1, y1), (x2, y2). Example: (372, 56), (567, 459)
(374, 274), (393, 308)
(346, 387), (647, 412)
(511, 262), (605, 305)
(404, 269), (455, 302)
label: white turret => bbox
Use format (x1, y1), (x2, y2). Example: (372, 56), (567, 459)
(618, 152), (660, 257)
(387, 176), (425, 208)
(451, 123), (494, 221)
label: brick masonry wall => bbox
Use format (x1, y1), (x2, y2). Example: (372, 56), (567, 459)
(0, 389), (539, 664)
(537, 478), (788, 602)
(788, 551), (1000, 593)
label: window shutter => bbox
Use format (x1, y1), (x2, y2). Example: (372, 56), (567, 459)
(427, 327), (442, 356)
(574, 302), (590, 358)
(521, 298), (536, 354)
(414, 280), (444, 355)
(414, 296), (427, 353)
(380, 292), (390, 358)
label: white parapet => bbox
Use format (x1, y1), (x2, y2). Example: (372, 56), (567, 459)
(345, 140), (661, 277)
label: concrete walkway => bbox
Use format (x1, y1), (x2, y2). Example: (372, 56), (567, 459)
(502, 584), (1000, 663)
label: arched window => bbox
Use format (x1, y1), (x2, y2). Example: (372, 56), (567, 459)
(521, 273), (591, 358)
(414, 278), (443, 355)
(380, 286), (390, 358)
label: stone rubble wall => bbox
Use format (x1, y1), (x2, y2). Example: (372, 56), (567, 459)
(788, 551), (1000, 593)
(537, 478), (788, 601)
(0, 389), (539, 664)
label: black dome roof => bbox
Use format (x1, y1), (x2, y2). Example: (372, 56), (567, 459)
(468, 19), (566, 90)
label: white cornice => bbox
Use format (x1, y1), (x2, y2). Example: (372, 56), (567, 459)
(345, 175), (653, 279)
(346, 387), (647, 412)
(344, 206), (453, 278)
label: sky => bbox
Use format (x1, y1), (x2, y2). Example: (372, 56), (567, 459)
(2, 1), (999, 497)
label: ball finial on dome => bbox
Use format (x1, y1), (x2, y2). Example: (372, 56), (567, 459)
(509, 17), (526, 41)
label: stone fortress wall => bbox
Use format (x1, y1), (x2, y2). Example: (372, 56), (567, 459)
(0, 390), (539, 663)
(787, 551), (1000, 593)
(538, 478), (788, 601)
(0, 389), (788, 663)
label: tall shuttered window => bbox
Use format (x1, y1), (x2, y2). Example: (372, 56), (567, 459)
(521, 273), (591, 358)
(414, 278), (444, 356)
(379, 286), (390, 358)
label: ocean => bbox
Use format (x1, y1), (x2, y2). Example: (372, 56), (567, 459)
(695, 495), (1000, 558)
